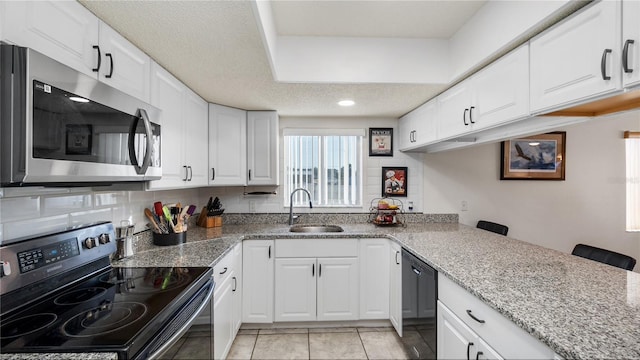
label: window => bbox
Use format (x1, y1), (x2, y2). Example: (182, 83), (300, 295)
(284, 129), (363, 207)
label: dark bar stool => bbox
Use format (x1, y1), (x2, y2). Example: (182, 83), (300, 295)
(571, 244), (636, 271)
(476, 220), (509, 236)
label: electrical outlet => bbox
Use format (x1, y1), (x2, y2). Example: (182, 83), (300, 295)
(249, 200), (256, 213)
(461, 200), (468, 211)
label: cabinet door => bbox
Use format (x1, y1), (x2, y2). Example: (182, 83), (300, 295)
(623, 0), (640, 88)
(317, 257), (359, 321)
(398, 100), (438, 151)
(242, 240), (274, 323)
(98, 22), (151, 102)
(437, 82), (472, 140)
(0, 1), (99, 78)
(530, 1), (621, 113)
(247, 111), (279, 185)
(231, 244), (243, 335)
(214, 275), (234, 360)
(437, 301), (478, 360)
(209, 104), (247, 186)
(389, 242), (402, 336)
(148, 62), (186, 190)
(472, 45), (529, 130)
(476, 338), (504, 360)
(182, 89), (209, 187)
(275, 258), (317, 322)
(359, 239), (390, 319)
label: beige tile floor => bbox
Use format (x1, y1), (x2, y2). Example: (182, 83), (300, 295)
(164, 325), (434, 360)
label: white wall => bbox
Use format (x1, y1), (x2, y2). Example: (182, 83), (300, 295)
(200, 117), (424, 214)
(423, 111), (640, 264)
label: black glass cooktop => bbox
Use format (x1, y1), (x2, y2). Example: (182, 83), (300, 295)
(0, 266), (209, 354)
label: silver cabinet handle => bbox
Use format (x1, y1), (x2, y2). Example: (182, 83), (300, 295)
(395, 251), (400, 265)
(623, 39), (635, 73)
(187, 166), (193, 181)
(469, 106), (475, 124)
(601, 48), (612, 80)
(466, 309), (486, 323)
(183, 165), (189, 181)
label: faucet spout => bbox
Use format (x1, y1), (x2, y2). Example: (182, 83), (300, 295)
(289, 188), (312, 225)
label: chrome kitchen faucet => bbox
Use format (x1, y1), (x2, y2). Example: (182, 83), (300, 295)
(289, 188), (313, 225)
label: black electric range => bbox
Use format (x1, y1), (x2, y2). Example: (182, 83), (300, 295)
(0, 222), (213, 359)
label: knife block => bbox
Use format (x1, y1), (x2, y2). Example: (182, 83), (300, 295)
(197, 207), (223, 228)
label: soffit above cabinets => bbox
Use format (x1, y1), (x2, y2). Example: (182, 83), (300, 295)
(78, 0), (578, 117)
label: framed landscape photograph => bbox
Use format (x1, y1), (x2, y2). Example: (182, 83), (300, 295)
(369, 128), (393, 156)
(501, 131), (566, 180)
(382, 167), (407, 197)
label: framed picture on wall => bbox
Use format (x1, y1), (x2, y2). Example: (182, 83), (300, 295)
(369, 128), (393, 156)
(382, 167), (407, 197)
(500, 131), (566, 180)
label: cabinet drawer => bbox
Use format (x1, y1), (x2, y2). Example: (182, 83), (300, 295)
(213, 250), (234, 285)
(275, 239), (358, 258)
(438, 275), (554, 359)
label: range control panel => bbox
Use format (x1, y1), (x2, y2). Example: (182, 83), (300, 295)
(17, 238), (80, 273)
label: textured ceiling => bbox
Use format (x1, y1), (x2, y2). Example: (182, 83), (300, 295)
(78, 1), (483, 117)
(271, 1), (486, 38)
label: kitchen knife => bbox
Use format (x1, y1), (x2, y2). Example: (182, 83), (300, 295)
(206, 197), (213, 211)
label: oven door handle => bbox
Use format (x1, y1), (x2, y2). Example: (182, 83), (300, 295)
(147, 282), (215, 360)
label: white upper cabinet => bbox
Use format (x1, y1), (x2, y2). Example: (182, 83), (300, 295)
(438, 45), (529, 141)
(398, 100), (438, 151)
(530, 1), (622, 113)
(0, 1), (151, 102)
(471, 45), (529, 131)
(622, 0), (640, 88)
(437, 81), (473, 140)
(1, 1), (99, 78)
(148, 62), (208, 190)
(208, 104), (248, 186)
(97, 22), (151, 103)
(247, 111), (279, 185)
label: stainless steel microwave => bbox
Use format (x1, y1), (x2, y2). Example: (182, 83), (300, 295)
(0, 44), (161, 186)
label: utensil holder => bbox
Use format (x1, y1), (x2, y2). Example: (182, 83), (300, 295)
(153, 231), (187, 246)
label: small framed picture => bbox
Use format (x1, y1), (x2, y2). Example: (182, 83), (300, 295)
(369, 128), (393, 156)
(382, 167), (407, 197)
(65, 124), (92, 155)
(500, 131), (566, 180)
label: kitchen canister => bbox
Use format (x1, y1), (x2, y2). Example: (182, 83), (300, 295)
(152, 231), (187, 246)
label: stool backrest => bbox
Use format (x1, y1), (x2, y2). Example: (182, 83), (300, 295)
(571, 244), (636, 271)
(476, 220), (509, 236)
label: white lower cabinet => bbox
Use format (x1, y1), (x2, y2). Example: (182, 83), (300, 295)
(214, 274), (234, 360)
(389, 241), (402, 336)
(359, 239), (390, 319)
(438, 275), (557, 359)
(242, 240), (274, 323)
(213, 243), (242, 360)
(438, 301), (503, 360)
(274, 239), (359, 322)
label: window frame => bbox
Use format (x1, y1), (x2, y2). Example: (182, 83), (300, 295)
(283, 129), (364, 208)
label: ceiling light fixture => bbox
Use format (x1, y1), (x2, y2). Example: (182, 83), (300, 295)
(69, 96), (89, 103)
(528, 142), (540, 146)
(338, 99), (355, 107)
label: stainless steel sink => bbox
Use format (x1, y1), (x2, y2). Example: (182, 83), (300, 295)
(289, 225), (344, 233)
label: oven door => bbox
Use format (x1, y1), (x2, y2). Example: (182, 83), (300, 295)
(136, 278), (214, 360)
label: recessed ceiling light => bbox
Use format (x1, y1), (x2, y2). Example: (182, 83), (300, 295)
(338, 99), (355, 107)
(69, 96), (89, 103)
(529, 142), (540, 146)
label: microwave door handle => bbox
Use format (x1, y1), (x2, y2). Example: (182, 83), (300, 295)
(128, 109), (153, 175)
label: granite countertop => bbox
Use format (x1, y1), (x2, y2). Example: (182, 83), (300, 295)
(112, 221), (640, 359)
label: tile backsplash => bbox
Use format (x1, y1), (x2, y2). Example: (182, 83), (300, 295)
(0, 187), (201, 244)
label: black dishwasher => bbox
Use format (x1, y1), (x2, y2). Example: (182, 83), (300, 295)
(402, 249), (437, 359)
